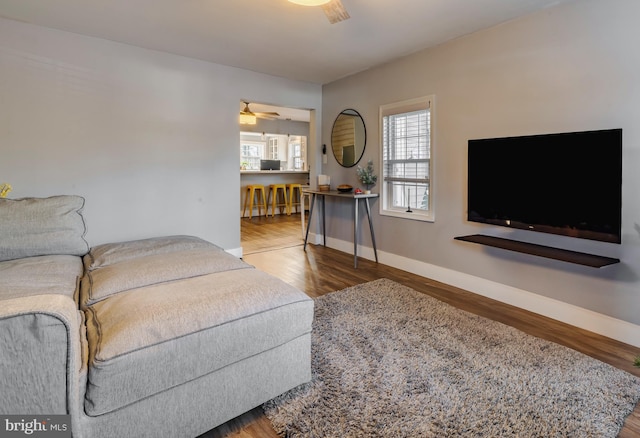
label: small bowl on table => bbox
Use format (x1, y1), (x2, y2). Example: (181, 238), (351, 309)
(337, 184), (353, 193)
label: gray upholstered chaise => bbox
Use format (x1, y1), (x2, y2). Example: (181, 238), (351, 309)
(0, 195), (314, 438)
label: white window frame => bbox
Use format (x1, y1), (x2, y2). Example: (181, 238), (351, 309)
(379, 95), (435, 222)
(240, 141), (265, 170)
(288, 135), (306, 170)
(268, 138), (279, 160)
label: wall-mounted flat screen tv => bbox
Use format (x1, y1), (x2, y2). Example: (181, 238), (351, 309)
(467, 129), (622, 244)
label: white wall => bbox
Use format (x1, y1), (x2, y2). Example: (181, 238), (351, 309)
(0, 17), (322, 252)
(321, 0), (640, 331)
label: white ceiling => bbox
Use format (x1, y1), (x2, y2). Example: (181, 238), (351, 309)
(0, 0), (573, 85)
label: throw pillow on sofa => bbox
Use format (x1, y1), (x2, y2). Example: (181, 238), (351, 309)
(0, 195), (89, 262)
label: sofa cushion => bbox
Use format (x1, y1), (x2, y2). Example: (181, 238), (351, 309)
(0, 196), (89, 262)
(84, 235), (214, 271)
(81, 236), (250, 306)
(83, 268), (314, 416)
(0, 255), (83, 301)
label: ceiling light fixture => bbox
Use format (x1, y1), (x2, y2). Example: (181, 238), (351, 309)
(288, 0), (331, 6)
(239, 113), (256, 125)
(239, 102), (257, 125)
(288, 0), (350, 24)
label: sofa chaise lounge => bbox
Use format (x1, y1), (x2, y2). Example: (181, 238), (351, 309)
(0, 195), (314, 437)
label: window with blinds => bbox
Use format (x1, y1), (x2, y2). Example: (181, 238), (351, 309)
(380, 96), (434, 221)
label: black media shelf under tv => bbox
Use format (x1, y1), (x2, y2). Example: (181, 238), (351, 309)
(454, 234), (620, 268)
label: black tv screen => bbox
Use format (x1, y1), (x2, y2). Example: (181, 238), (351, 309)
(467, 129), (622, 244)
(260, 159), (281, 170)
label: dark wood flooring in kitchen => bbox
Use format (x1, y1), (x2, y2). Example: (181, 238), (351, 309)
(200, 214), (640, 437)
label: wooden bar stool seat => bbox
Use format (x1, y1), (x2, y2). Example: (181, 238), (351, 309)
(242, 184), (267, 218)
(268, 184), (289, 217)
(287, 183), (302, 215)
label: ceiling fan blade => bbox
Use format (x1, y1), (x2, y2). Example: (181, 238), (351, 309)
(322, 0), (350, 24)
(241, 102), (281, 120)
(255, 112), (280, 120)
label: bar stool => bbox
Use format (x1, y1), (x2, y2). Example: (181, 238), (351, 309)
(268, 184), (289, 217)
(242, 184), (267, 218)
(287, 183), (302, 215)
(299, 186), (311, 238)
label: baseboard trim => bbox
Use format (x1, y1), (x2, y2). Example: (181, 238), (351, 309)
(319, 237), (640, 348)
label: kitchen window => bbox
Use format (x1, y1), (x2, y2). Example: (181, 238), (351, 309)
(240, 132), (307, 171)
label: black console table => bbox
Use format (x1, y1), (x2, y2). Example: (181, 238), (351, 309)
(454, 234), (620, 268)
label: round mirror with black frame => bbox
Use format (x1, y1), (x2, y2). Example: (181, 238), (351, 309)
(331, 109), (366, 167)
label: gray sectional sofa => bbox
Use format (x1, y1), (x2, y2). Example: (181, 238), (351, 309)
(0, 195), (314, 437)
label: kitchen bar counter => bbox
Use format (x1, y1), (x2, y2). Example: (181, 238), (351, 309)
(241, 171), (309, 218)
(241, 170), (309, 175)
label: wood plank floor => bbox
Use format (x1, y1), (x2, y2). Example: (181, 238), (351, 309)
(201, 215), (640, 437)
(240, 214), (304, 255)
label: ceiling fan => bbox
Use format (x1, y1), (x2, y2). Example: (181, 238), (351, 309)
(239, 102), (280, 125)
(288, 0), (350, 24)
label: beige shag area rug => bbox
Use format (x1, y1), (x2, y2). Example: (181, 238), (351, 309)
(264, 279), (640, 437)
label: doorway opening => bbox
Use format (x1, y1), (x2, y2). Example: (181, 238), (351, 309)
(239, 101), (312, 255)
